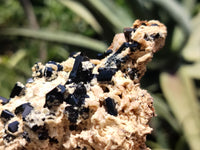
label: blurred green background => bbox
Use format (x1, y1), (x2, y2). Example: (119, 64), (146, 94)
(0, 0), (199, 149)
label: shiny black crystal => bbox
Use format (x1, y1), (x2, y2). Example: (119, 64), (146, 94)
(97, 68), (117, 81)
(1, 110), (14, 120)
(0, 96), (10, 105)
(44, 67), (53, 77)
(104, 97), (118, 116)
(68, 55), (83, 81)
(97, 53), (105, 59)
(45, 84), (67, 108)
(15, 103), (33, 120)
(65, 106), (79, 123)
(10, 82), (25, 98)
(8, 121), (19, 133)
(104, 49), (113, 56)
(124, 27), (133, 42)
(57, 64), (63, 71)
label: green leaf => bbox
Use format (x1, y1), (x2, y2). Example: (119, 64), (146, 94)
(152, 94), (180, 133)
(182, 12), (200, 62)
(7, 49), (27, 68)
(86, 0), (133, 32)
(160, 72), (200, 150)
(59, 0), (103, 34)
(0, 28), (107, 53)
(151, 0), (191, 34)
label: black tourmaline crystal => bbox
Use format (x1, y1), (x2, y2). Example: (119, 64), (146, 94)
(22, 131), (30, 142)
(8, 121), (19, 133)
(45, 84), (67, 108)
(104, 97), (118, 116)
(67, 54), (94, 84)
(0, 109), (14, 121)
(97, 68), (117, 81)
(0, 96), (10, 105)
(10, 82), (25, 98)
(15, 103), (33, 120)
(65, 106), (79, 123)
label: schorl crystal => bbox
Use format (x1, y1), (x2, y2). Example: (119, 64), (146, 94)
(3, 134), (16, 143)
(15, 103), (33, 120)
(22, 131), (30, 142)
(0, 96), (10, 105)
(45, 84), (67, 108)
(8, 121), (19, 133)
(104, 97), (118, 116)
(97, 68), (117, 81)
(0, 110), (14, 121)
(123, 27), (134, 42)
(68, 54), (83, 82)
(65, 84), (87, 106)
(44, 67), (53, 78)
(65, 106), (79, 123)
(38, 130), (49, 140)
(10, 82), (25, 98)
(67, 54), (93, 83)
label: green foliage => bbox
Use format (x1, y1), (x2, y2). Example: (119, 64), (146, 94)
(0, 0), (200, 149)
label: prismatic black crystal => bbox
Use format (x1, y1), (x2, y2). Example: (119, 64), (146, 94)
(1, 110), (14, 121)
(15, 103), (33, 120)
(10, 82), (25, 98)
(67, 54), (94, 84)
(65, 106), (79, 123)
(104, 97), (118, 116)
(65, 83), (88, 106)
(45, 84), (67, 108)
(8, 121), (19, 133)
(97, 68), (117, 81)
(0, 96), (10, 105)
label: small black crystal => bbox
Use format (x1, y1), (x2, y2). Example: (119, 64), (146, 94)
(15, 103), (33, 121)
(65, 106), (79, 123)
(22, 131), (30, 142)
(44, 67), (53, 78)
(104, 97), (118, 116)
(38, 130), (49, 140)
(97, 68), (117, 81)
(8, 121), (19, 133)
(124, 27), (133, 42)
(3, 134), (16, 143)
(97, 53), (105, 59)
(104, 49), (113, 56)
(1, 109), (14, 120)
(68, 54), (83, 82)
(151, 23), (159, 26)
(10, 82), (25, 98)
(0, 96), (10, 105)
(65, 94), (79, 106)
(57, 64), (63, 71)
(45, 84), (67, 108)
(49, 137), (58, 144)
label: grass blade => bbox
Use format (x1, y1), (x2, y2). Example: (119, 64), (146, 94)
(160, 72), (200, 150)
(182, 12), (200, 62)
(0, 28), (107, 52)
(86, 0), (133, 32)
(59, 0), (103, 34)
(151, 0), (191, 34)
(152, 94), (180, 133)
